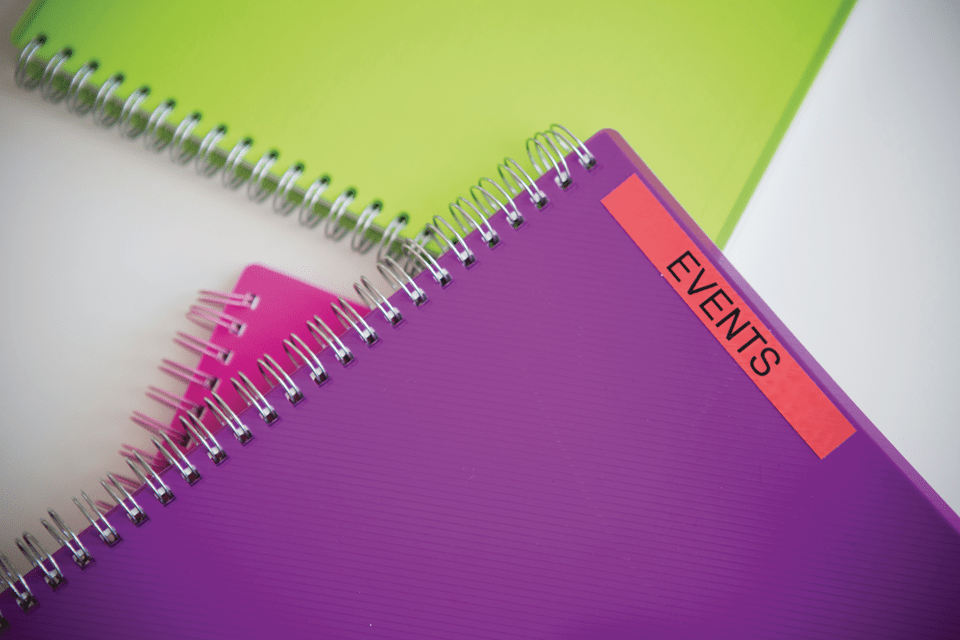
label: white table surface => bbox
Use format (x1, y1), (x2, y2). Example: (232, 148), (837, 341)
(1, 0), (958, 574)
(0, 0), (382, 572)
(725, 0), (960, 514)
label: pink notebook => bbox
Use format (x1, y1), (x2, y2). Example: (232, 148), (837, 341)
(126, 264), (365, 470)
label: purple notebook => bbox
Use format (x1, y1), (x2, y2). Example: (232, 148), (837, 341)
(2, 129), (958, 639)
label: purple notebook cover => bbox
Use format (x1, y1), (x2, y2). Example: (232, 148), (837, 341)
(2, 130), (958, 639)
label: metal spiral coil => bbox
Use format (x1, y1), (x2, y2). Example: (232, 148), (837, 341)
(73, 492), (121, 547)
(100, 474), (148, 526)
(232, 371), (279, 425)
(126, 449), (176, 504)
(0, 553), (37, 612)
(307, 315), (355, 366)
(187, 304), (246, 335)
(197, 288), (259, 309)
(179, 414), (228, 465)
(153, 433), (201, 485)
(16, 533), (64, 590)
(174, 331), (232, 363)
(147, 385), (201, 417)
(355, 276), (403, 326)
(160, 358), (217, 389)
(205, 391), (254, 445)
(14, 34), (410, 258)
(403, 239), (452, 287)
(426, 216), (476, 267)
(132, 411), (189, 447)
(331, 297), (379, 346)
(257, 353), (304, 405)
(41, 509), (93, 569)
(0, 124), (594, 625)
(283, 332), (330, 386)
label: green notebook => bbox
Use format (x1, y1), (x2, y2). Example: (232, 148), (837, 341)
(12, 0), (853, 249)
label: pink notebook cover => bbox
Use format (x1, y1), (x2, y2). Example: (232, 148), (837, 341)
(129, 263), (364, 468)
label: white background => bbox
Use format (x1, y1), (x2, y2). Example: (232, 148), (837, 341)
(0, 0), (382, 571)
(726, 0), (959, 514)
(1, 0), (958, 573)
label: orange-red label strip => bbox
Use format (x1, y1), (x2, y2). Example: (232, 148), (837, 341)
(601, 174), (855, 458)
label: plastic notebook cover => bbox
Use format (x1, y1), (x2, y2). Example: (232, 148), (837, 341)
(10, 0), (854, 246)
(2, 130), (958, 639)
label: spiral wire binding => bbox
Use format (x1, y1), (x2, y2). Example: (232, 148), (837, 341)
(15, 35), (410, 260)
(187, 305), (246, 335)
(40, 510), (92, 569)
(179, 414), (228, 465)
(283, 333), (330, 386)
(131, 411), (188, 446)
(257, 353), (305, 405)
(1, 124), (594, 627)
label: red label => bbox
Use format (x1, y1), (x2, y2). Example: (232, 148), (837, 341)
(601, 174), (854, 458)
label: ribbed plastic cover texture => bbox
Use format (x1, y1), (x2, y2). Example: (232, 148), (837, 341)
(1, 131), (958, 639)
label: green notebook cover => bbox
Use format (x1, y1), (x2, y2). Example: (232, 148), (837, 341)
(12, 0), (853, 247)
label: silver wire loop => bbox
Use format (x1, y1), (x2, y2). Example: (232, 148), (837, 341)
(375, 213), (409, 261)
(132, 410), (189, 447)
(39, 47), (71, 102)
(175, 331), (231, 362)
(143, 99), (176, 152)
(73, 491), (121, 546)
(14, 35), (401, 259)
(153, 433), (201, 485)
(378, 255), (428, 306)
(283, 332), (329, 386)
(273, 162), (304, 214)
(170, 112), (202, 165)
(196, 124), (227, 176)
(474, 179), (524, 227)
(450, 198), (500, 247)
(332, 297), (379, 346)
(549, 123), (596, 169)
(307, 315), (354, 365)
(247, 150), (279, 202)
(325, 188), (357, 240)
(498, 157), (547, 208)
(404, 239), (452, 287)
(187, 304), (245, 335)
(17, 532), (64, 589)
(258, 353), (304, 404)
(427, 219), (476, 267)
(160, 359), (216, 389)
(117, 85), (150, 138)
(298, 174), (331, 227)
(66, 60), (98, 115)
(198, 289), (258, 308)
(204, 391), (253, 444)
(351, 200), (383, 253)
(222, 137), (253, 189)
(100, 474), (148, 525)
(527, 132), (571, 189)
(91, 73), (124, 128)
(179, 413), (228, 464)
(15, 34), (45, 90)
(42, 509), (93, 568)
(146, 385), (200, 416)
(232, 371), (279, 424)
(125, 450), (175, 505)
(0, 553), (37, 612)
(354, 275), (403, 326)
